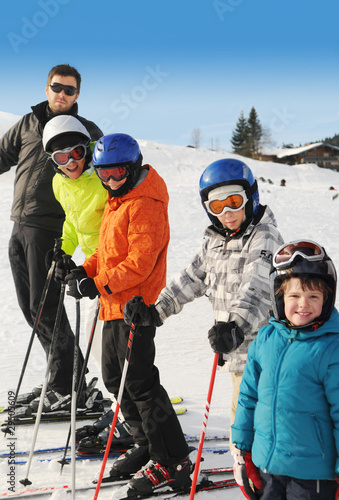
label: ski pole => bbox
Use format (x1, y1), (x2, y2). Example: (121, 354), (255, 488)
(59, 299), (101, 471)
(189, 351), (219, 500)
(93, 298), (142, 500)
(70, 297), (81, 500)
(12, 238), (62, 409)
(20, 282), (66, 487)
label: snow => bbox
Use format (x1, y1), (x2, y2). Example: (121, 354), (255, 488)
(1, 120), (339, 498)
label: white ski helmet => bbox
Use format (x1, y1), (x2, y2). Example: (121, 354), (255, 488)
(43, 115), (91, 153)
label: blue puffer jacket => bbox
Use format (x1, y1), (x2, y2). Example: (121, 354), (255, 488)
(232, 308), (339, 480)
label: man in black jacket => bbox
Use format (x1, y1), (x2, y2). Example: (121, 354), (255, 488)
(0, 64), (103, 407)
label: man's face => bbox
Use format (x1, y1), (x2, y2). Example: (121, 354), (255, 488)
(45, 75), (79, 114)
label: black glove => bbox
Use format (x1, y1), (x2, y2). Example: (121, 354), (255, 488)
(45, 248), (65, 271)
(123, 296), (163, 327)
(208, 321), (244, 354)
(54, 254), (77, 283)
(65, 267), (99, 299)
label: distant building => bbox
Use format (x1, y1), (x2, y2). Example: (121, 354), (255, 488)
(254, 142), (339, 171)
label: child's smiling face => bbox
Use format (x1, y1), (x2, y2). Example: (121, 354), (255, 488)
(58, 158), (85, 179)
(283, 277), (324, 326)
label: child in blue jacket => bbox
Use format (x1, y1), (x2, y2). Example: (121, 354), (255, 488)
(231, 239), (339, 500)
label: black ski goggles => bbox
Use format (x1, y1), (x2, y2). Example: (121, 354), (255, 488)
(273, 240), (325, 270)
(50, 144), (87, 167)
(49, 82), (78, 96)
(96, 166), (128, 183)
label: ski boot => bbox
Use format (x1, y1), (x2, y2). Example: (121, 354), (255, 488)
(116, 457), (192, 497)
(28, 377), (102, 414)
(29, 390), (71, 413)
(108, 444), (150, 480)
(76, 409), (114, 442)
(77, 419), (134, 455)
(15, 385), (43, 405)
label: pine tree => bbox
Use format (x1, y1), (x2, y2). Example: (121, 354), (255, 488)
(231, 111), (250, 156)
(248, 106), (263, 154)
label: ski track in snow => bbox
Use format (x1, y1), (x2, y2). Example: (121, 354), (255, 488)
(1, 137), (339, 499)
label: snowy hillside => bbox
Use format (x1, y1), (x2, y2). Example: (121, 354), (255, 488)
(0, 111), (21, 138)
(1, 118), (339, 498)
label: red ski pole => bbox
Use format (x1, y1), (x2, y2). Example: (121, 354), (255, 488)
(93, 299), (142, 500)
(189, 352), (219, 500)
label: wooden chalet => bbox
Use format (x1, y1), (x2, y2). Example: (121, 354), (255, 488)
(255, 142), (339, 171)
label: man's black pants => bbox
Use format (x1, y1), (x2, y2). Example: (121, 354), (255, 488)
(8, 223), (85, 395)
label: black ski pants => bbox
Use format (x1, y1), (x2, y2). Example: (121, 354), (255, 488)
(258, 471), (338, 499)
(101, 319), (189, 465)
(8, 223), (85, 395)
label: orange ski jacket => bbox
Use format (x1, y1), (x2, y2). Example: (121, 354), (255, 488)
(82, 165), (170, 321)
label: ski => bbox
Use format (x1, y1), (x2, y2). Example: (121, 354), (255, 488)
(110, 477), (237, 500)
(0, 436), (228, 460)
(1, 400), (185, 427)
(0, 468), (235, 498)
(0, 396), (184, 414)
(10, 446), (229, 465)
(1, 407), (107, 428)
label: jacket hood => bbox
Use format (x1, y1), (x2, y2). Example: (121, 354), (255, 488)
(107, 165), (169, 208)
(268, 308), (339, 341)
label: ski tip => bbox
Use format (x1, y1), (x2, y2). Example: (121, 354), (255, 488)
(175, 407), (187, 415)
(170, 396), (183, 405)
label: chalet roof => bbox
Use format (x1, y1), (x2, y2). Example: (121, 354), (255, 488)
(261, 142), (339, 159)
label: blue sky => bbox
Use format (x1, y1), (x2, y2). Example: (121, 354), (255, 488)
(0, 0), (338, 150)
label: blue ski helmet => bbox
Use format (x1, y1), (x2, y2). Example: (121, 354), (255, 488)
(199, 159), (259, 226)
(92, 133), (143, 196)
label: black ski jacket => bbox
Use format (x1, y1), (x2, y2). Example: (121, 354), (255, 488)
(0, 101), (103, 232)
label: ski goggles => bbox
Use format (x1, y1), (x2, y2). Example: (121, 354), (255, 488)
(49, 82), (78, 96)
(204, 191), (248, 216)
(95, 166), (128, 183)
(273, 240), (325, 270)
(50, 144), (87, 167)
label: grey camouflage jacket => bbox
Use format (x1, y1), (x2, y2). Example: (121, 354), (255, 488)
(156, 205), (284, 372)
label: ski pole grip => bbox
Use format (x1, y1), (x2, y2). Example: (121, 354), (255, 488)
(53, 237), (63, 256)
(130, 296), (144, 329)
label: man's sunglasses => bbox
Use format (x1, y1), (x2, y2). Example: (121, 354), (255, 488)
(96, 166), (128, 183)
(49, 82), (78, 97)
(50, 144), (87, 167)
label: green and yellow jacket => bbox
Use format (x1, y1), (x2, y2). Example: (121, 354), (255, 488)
(53, 165), (108, 258)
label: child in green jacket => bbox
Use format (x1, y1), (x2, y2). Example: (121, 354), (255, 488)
(43, 115), (108, 259)
(41, 115), (108, 402)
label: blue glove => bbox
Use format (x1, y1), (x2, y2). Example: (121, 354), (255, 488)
(65, 267), (99, 300)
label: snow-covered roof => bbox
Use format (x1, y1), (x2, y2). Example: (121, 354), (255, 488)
(261, 142), (339, 158)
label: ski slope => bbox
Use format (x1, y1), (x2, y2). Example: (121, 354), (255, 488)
(1, 128), (339, 499)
